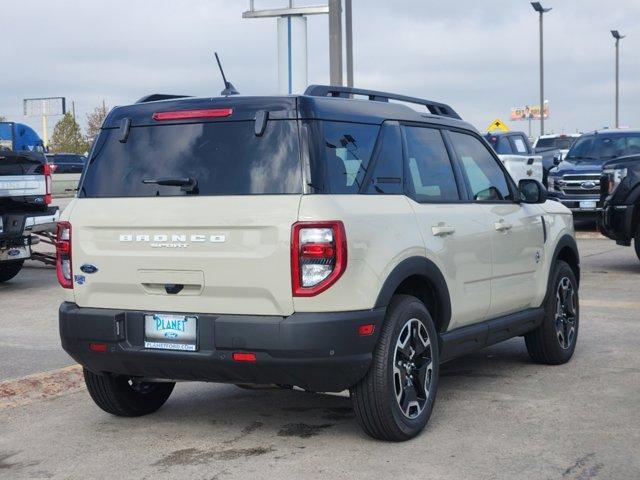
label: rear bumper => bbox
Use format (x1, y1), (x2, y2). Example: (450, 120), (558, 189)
(600, 204), (636, 245)
(59, 302), (385, 392)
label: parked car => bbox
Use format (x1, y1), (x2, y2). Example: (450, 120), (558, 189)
(45, 153), (87, 173)
(533, 133), (581, 184)
(599, 154), (640, 260)
(483, 131), (543, 184)
(0, 150), (59, 282)
(547, 129), (640, 217)
(57, 85), (580, 441)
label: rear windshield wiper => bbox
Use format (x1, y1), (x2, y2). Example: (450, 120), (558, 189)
(143, 177), (199, 194)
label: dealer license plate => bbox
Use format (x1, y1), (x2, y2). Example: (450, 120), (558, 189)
(144, 314), (197, 351)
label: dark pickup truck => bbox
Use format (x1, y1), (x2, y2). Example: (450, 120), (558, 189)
(0, 150), (59, 282)
(600, 154), (640, 260)
(547, 129), (640, 217)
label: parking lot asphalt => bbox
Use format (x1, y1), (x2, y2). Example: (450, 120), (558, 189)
(1, 237), (639, 479)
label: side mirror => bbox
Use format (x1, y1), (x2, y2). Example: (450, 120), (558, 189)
(553, 156), (561, 166)
(519, 179), (547, 204)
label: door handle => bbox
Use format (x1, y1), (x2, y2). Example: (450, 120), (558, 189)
(494, 220), (513, 232)
(432, 224), (456, 237)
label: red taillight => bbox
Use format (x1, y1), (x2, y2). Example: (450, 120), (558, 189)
(358, 324), (375, 336)
(56, 221), (73, 289)
(232, 352), (257, 363)
(152, 108), (233, 121)
(89, 342), (108, 353)
(43, 162), (52, 205)
(291, 221), (347, 297)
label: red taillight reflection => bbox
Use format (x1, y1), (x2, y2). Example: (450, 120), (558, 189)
(358, 324), (375, 336)
(43, 162), (53, 205)
(232, 352), (257, 363)
(152, 108), (233, 121)
(89, 343), (108, 353)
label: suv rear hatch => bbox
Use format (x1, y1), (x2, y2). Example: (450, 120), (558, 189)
(69, 98), (303, 316)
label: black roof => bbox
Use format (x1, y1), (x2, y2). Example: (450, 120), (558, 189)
(103, 85), (476, 133)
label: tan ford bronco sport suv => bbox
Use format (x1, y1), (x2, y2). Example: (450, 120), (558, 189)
(57, 86), (580, 441)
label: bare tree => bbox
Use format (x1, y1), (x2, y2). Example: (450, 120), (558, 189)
(85, 101), (109, 145)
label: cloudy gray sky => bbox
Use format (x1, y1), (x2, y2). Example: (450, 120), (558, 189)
(2, 0), (638, 138)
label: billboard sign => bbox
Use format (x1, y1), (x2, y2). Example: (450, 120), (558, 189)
(510, 102), (549, 121)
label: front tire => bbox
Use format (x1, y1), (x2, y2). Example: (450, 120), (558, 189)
(0, 260), (25, 283)
(634, 223), (640, 262)
(350, 295), (439, 441)
(525, 260), (579, 365)
(83, 368), (175, 417)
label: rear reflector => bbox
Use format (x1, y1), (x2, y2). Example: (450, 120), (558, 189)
(152, 108), (233, 121)
(89, 342), (108, 352)
(358, 324), (375, 336)
(232, 352), (257, 363)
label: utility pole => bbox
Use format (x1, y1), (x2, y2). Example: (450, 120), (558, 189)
(611, 30), (625, 129)
(243, 1), (329, 94)
(72, 101), (76, 120)
(345, 0), (353, 87)
(328, 0), (343, 86)
(531, 2), (551, 137)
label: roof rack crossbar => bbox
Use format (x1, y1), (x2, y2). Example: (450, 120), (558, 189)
(136, 94), (192, 104)
(304, 85), (461, 120)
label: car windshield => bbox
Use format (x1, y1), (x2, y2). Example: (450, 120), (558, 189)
(565, 133), (640, 161)
(536, 136), (577, 150)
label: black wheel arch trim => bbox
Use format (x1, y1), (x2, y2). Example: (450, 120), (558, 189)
(550, 234), (580, 286)
(374, 256), (452, 332)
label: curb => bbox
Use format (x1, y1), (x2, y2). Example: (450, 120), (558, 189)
(0, 364), (84, 409)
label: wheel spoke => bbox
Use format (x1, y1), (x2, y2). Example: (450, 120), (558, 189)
(415, 360), (432, 399)
(400, 384), (419, 416)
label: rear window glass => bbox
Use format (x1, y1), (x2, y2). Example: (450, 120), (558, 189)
(307, 121), (379, 193)
(484, 135), (512, 155)
(536, 136), (577, 150)
(80, 120), (302, 197)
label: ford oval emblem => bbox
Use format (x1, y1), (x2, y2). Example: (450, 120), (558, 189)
(581, 181), (596, 190)
(80, 264), (99, 274)
(7, 249), (21, 257)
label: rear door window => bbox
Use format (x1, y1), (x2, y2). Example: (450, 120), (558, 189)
(403, 126), (459, 202)
(80, 120), (302, 197)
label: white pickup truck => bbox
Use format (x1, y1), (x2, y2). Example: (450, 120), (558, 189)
(484, 131), (543, 185)
(0, 150), (59, 282)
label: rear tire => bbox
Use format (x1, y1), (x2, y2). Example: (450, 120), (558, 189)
(350, 295), (439, 441)
(525, 260), (579, 365)
(83, 368), (175, 417)
(634, 224), (640, 262)
(0, 260), (25, 283)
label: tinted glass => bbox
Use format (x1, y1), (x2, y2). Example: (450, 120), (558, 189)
(536, 136), (576, 150)
(365, 122), (403, 195)
(451, 131), (513, 201)
(566, 133), (640, 161)
(404, 127), (459, 202)
(80, 120), (302, 197)
(307, 121), (379, 193)
(0, 123), (12, 151)
(484, 134), (512, 155)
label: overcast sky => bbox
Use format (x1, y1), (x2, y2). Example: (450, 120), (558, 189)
(2, 0), (638, 138)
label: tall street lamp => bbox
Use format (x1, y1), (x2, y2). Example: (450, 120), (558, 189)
(531, 2), (552, 137)
(611, 30), (625, 128)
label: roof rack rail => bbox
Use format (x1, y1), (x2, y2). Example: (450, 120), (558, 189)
(304, 85), (461, 120)
(136, 94), (192, 104)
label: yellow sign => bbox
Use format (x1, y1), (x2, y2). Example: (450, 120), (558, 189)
(487, 118), (509, 132)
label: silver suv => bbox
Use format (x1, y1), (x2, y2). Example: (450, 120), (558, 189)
(57, 86), (580, 441)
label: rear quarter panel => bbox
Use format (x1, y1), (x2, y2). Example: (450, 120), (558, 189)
(294, 195), (424, 312)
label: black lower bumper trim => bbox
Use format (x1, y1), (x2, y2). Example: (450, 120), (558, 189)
(59, 302), (386, 392)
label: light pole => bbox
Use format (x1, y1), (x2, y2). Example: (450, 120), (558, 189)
(611, 30), (625, 129)
(531, 2), (551, 137)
